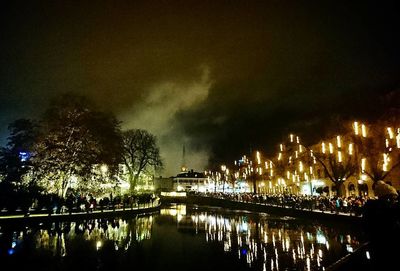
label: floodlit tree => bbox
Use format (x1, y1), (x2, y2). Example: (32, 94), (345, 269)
(311, 133), (358, 196)
(0, 119), (39, 185)
(273, 134), (309, 194)
(122, 129), (163, 193)
(235, 152), (262, 194)
(235, 149), (280, 194)
(352, 118), (400, 183)
(31, 93), (122, 197)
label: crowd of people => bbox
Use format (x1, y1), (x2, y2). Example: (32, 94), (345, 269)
(51, 193), (158, 214)
(2, 185), (398, 218)
(194, 191), (372, 216)
(1, 192), (158, 215)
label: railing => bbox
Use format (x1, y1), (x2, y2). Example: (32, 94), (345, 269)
(0, 198), (160, 219)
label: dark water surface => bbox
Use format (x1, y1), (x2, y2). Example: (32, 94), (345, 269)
(0, 204), (366, 271)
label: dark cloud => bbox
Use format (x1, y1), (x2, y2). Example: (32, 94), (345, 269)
(1, 1), (399, 175)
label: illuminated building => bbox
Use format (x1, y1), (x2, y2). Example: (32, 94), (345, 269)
(173, 169), (208, 192)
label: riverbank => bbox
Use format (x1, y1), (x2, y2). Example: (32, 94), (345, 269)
(0, 202), (161, 224)
(161, 195), (363, 224)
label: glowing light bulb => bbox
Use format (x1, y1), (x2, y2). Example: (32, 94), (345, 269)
(353, 122), (359, 135)
(361, 124), (367, 137)
(387, 127), (394, 139)
(361, 158), (366, 172)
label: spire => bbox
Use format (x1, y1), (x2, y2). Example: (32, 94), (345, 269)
(181, 144), (187, 172)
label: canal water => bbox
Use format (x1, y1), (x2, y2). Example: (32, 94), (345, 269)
(0, 204), (367, 271)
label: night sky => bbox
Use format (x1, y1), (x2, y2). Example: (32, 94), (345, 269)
(1, 1), (399, 176)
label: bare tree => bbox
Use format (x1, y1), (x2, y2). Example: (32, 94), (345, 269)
(311, 134), (358, 196)
(352, 118), (400, 183)
(122, 129), (163, 193)
(0, 119), (39, 186)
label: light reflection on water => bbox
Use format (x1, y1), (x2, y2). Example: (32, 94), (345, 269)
(30, 216), (153, 257)
(0, 204), (364, 271)
(164, 205), (362, 270)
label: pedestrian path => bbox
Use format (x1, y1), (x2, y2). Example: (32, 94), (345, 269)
(0, 200), (160, 221)
(201, 195), (363, 218)
(250, 201), (361, 217)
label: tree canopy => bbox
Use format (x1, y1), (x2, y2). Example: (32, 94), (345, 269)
(31, 93), (123, 197)
(0, 119), (39, 185)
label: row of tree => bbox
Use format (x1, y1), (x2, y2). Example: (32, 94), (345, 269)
(0, 93), (162, 198)
(220, 110), (400, 196)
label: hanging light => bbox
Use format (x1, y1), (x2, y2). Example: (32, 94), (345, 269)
(299, 161), (303, 172)
(361, 124), (367, 137)
(361, 158), (366, 172)
(387, 127), (394, 139)
(353, 122), (359, 135)
(256, 151), (261, 164)
(337, 136), (341, 148)
(329, 143), (334, 154)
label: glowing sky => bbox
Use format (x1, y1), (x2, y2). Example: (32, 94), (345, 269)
(1, 1), (399, 175)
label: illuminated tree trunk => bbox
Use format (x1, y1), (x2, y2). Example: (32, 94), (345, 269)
(129, 174), (137, 194)
(60, 172), (70, 198)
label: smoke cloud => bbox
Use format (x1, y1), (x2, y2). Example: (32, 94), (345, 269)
(121, 66), (212, 176)
(1, 1), (399, 171)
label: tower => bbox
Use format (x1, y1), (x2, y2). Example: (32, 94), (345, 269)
(181, 144), (187, 172)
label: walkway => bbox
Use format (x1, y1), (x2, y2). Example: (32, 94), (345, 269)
(162, 195), (363, 223)
(0, 200), (161, 223)
(228, 198), (362, 218)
